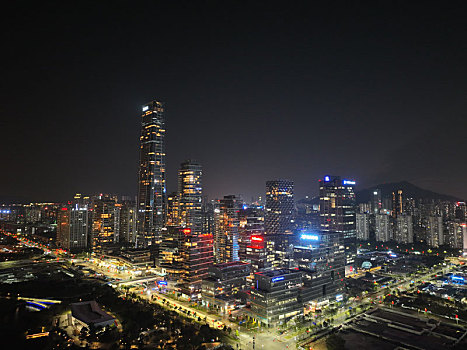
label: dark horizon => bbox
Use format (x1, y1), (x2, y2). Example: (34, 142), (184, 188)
(2, 1), (467, 202)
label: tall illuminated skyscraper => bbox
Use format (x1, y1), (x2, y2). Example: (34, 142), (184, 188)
(319, 175), (356, 268)
(178, 160), (203, 234)
(137, 100), (166, 247)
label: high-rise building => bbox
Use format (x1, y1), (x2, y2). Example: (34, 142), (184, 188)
(395, 214), (413, 244)
(446, 221), (467, 250)
(159, 226), (213, 296)
(137, 100), (166, 247)
(119, 200), (137, 246)
(166, 192), (180, 226)
(214, 195), (241, 263)
(356, 213), (370, 240)
(375, 212), (392, 242)
(426, 216), (444, 247)
(371, 189), (382, 214)
(294, 230), (345, 308)
(57, 203), (89, 251)
(319, 176), (357, 267)
(238, 206), (264, 261)
(178, 160), (203, 234)
(265, 180), (294, 236)
(57, 207), (71, 250)
(91, 194), (119, 252)
(392, 189), (403, 218)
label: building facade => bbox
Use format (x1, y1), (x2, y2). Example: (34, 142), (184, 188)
(137, 100), (166, 247)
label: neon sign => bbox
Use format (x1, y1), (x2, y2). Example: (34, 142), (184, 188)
(272, 276), (284, 283)
(301, 234), (319, 241)
(342, 180), (356, 185)
(251, 236), (263, 242)
(324, 176), (330, 182)
(158, 281), (168, 286)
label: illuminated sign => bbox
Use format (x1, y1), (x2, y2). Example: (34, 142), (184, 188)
(300, 234), (319, 241)
(324, 176), (330, 182)
(373, 191), (378, 195)
(158, 281), (168, 286)
(251, 236), (263, 242)
(142, 106), (149, 112)
(271, 276), (284, 283)
(182, 228), (191, 234)
(336, 294), (344, 302)
(342, 180), (356, 185)
(451, 275), (465, 282)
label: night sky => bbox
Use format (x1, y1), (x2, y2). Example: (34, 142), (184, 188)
(2, 1), (466, 202)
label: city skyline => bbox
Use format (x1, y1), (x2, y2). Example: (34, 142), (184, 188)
(2, 2), (467, 202)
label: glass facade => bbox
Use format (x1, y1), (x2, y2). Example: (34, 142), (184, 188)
(137, 100), (166, 247)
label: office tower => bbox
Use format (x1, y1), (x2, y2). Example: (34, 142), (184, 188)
(356, 213), (370, 240)
(180, 229), (214, 296)
(392, 189), (403, 218)
(57, 204), (89, 251)
(426, 216), (444, 247)
(294, 230), (345, 308)
(395, 214), (413, 244)
(248, 269), (303, 327)
(214, 195), (241, 263)
(265, 180), (294, 236)
(57, 207), (70, 250)
(246, 234), (276, 272)
(201, 262), (250, 314)
(159, 227), (213, 296)
(371, 189), (382, 214)
(375, 213), (392, 242)
(319, 176), (357, 267)
(166, 192), (180, 226)
(91, 194), (119, 252)
(238, 206), (265, 261)
(137, 100), (166, 247)
(178, 160), (203, 234)
(455, 202), (467, 221)
(119, 200), (137, 245)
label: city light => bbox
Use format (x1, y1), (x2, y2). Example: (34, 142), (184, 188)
(342, 179), (356, 185)
(142, 106), (149, 111)
(251, 236), (263, 242)
(324, 176), (330, 182)
(300, 234), (319, 241)
(271, 276), (284, 283)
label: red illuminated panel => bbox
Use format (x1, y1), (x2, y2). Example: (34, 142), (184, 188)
(251, 236), (263, 242)
(182, 228), (191, 234)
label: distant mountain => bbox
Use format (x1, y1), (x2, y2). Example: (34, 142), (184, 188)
(356, 181), (461, 204)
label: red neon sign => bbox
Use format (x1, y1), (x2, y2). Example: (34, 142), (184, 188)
(182, 228), (191, 234)
(251, 236), (263, 242)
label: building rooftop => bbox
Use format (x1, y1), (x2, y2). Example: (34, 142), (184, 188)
(71, 301), (115, 326)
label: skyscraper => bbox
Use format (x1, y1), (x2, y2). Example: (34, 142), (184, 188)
(395, 214), (413, 244)
(178, 160), (203, 234)
(375, 212), (392, 242)
(214, 195), (241, 263)
(91, 194), (119, 252)
(426, 216), (444, 247)
(319, 176), (356, 267)
(392, 189), (403, 218)
(137, 100), (166, 247)
(356, 213), (370, 240)
(265, 180), (294, 236)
